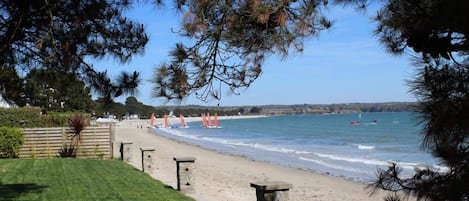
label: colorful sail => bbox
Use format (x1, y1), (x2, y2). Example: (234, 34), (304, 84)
(201, 113), (208, 128)
(213, 113), (219, 127)
(150, 113), (155, 126)
(207, 113), (212, 127)
(164, 114), (169, 128)
(179, 114), (186, 128)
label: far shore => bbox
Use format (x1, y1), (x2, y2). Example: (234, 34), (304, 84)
(115, 115), (268, 128)
(113, 118), (392, 201)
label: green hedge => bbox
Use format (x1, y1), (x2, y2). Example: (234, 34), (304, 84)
(0, 107), (45, 127)
(0, 107), (90, 128)
(48, 112), (91, 127)
(0, 127), (24, 158)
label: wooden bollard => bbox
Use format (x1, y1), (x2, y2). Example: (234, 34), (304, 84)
(250, 181), (292, 201)
(140, 148), (155, 173)
(173, 157), (196, 193)
(120, 142), (133, 163)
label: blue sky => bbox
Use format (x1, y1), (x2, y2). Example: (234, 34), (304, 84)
(92, 3), (417, 107)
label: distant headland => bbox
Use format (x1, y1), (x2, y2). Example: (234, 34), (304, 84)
(158, 102), (416, 116)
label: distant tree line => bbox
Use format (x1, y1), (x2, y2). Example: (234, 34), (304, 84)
(93, 96), (241, 120)
(329, 102), (416, 113)
(243, 102), (416, 115)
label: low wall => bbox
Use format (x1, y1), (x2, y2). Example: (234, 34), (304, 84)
(19, 126), (114, 159)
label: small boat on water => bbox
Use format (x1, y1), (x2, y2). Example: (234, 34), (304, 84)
(350, 113), (377, 126)
(351, 113), (362, 125)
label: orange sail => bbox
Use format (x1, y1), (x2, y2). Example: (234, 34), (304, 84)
(201, 113), (207, 128)
(150, 113), (155, 126)
(203, 113), (208, 127)
(213, 113), (219, 127)
(179, 114), (186, 128)
(164, 114), (169, 128)
(207, 113), (212, 127)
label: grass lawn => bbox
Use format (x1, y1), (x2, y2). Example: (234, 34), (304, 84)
(0, 159), (194, 201)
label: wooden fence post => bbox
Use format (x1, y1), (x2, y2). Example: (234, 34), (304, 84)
(173, 157), (196, 193)
(109, 125), (115, 159)
(120, 142), (133, 162)
(140, 148), (155, 173)
(46, 127), (50, 158)
(250, 181), (292, 201)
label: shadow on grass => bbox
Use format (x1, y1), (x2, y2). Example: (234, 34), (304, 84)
(0, 183), (47, 200)
(164, 185), (175, 190)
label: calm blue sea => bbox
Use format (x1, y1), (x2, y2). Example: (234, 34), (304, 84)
(153, 112), (445, 182)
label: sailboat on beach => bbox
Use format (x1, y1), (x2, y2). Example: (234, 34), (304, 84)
(201, 113), (208, 128)
(179, 114), (189, 128)
(163, 114), (169, 128)
(213, 113), (219, 128)
(150, 113), (155, 127)
(201, 112), (221, 128)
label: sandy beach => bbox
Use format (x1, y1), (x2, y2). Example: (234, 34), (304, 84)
(113, 118), (389, 201)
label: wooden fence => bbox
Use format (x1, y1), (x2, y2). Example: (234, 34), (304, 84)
(19, 126), (114, 159)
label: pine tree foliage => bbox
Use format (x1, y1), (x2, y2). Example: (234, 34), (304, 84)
(336, 0), (469, 200)
(0, 66), (23, 106)
(152, 0), (332, 101)
(23, 69), (95, 112)
(0, 0), (148, 103)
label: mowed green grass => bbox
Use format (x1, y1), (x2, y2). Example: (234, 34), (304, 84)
(0, 159), (194, 201)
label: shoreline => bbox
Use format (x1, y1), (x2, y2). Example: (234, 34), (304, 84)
(113, 119), (390, 201)
(116, 115), (268, 128)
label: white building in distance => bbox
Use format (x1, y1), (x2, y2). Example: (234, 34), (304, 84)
(0, 95), (16, 108)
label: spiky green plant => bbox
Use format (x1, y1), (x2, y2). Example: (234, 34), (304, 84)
(66, 115), (86, 157)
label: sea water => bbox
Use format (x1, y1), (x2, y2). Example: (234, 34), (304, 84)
(153, 112), (445, 182)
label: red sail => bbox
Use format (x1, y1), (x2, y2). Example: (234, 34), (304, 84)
(213, 113), (219, 127)
(150, 113), (155, 126)
(164, 114), (169, 128)
(179, 114), (186, 128)
(201, 113), (207, 128)
(207, 113), (212, 127)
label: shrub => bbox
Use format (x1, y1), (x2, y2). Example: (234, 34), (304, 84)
(58, 144), (76, 158)
(0, 127), (25, 158)
(0, 107), (44, 127)
(50, 112), (91, 127)
(0, 107), (91, 128)
(58, 114), (87, 158)
(69, 115), (86, 138)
